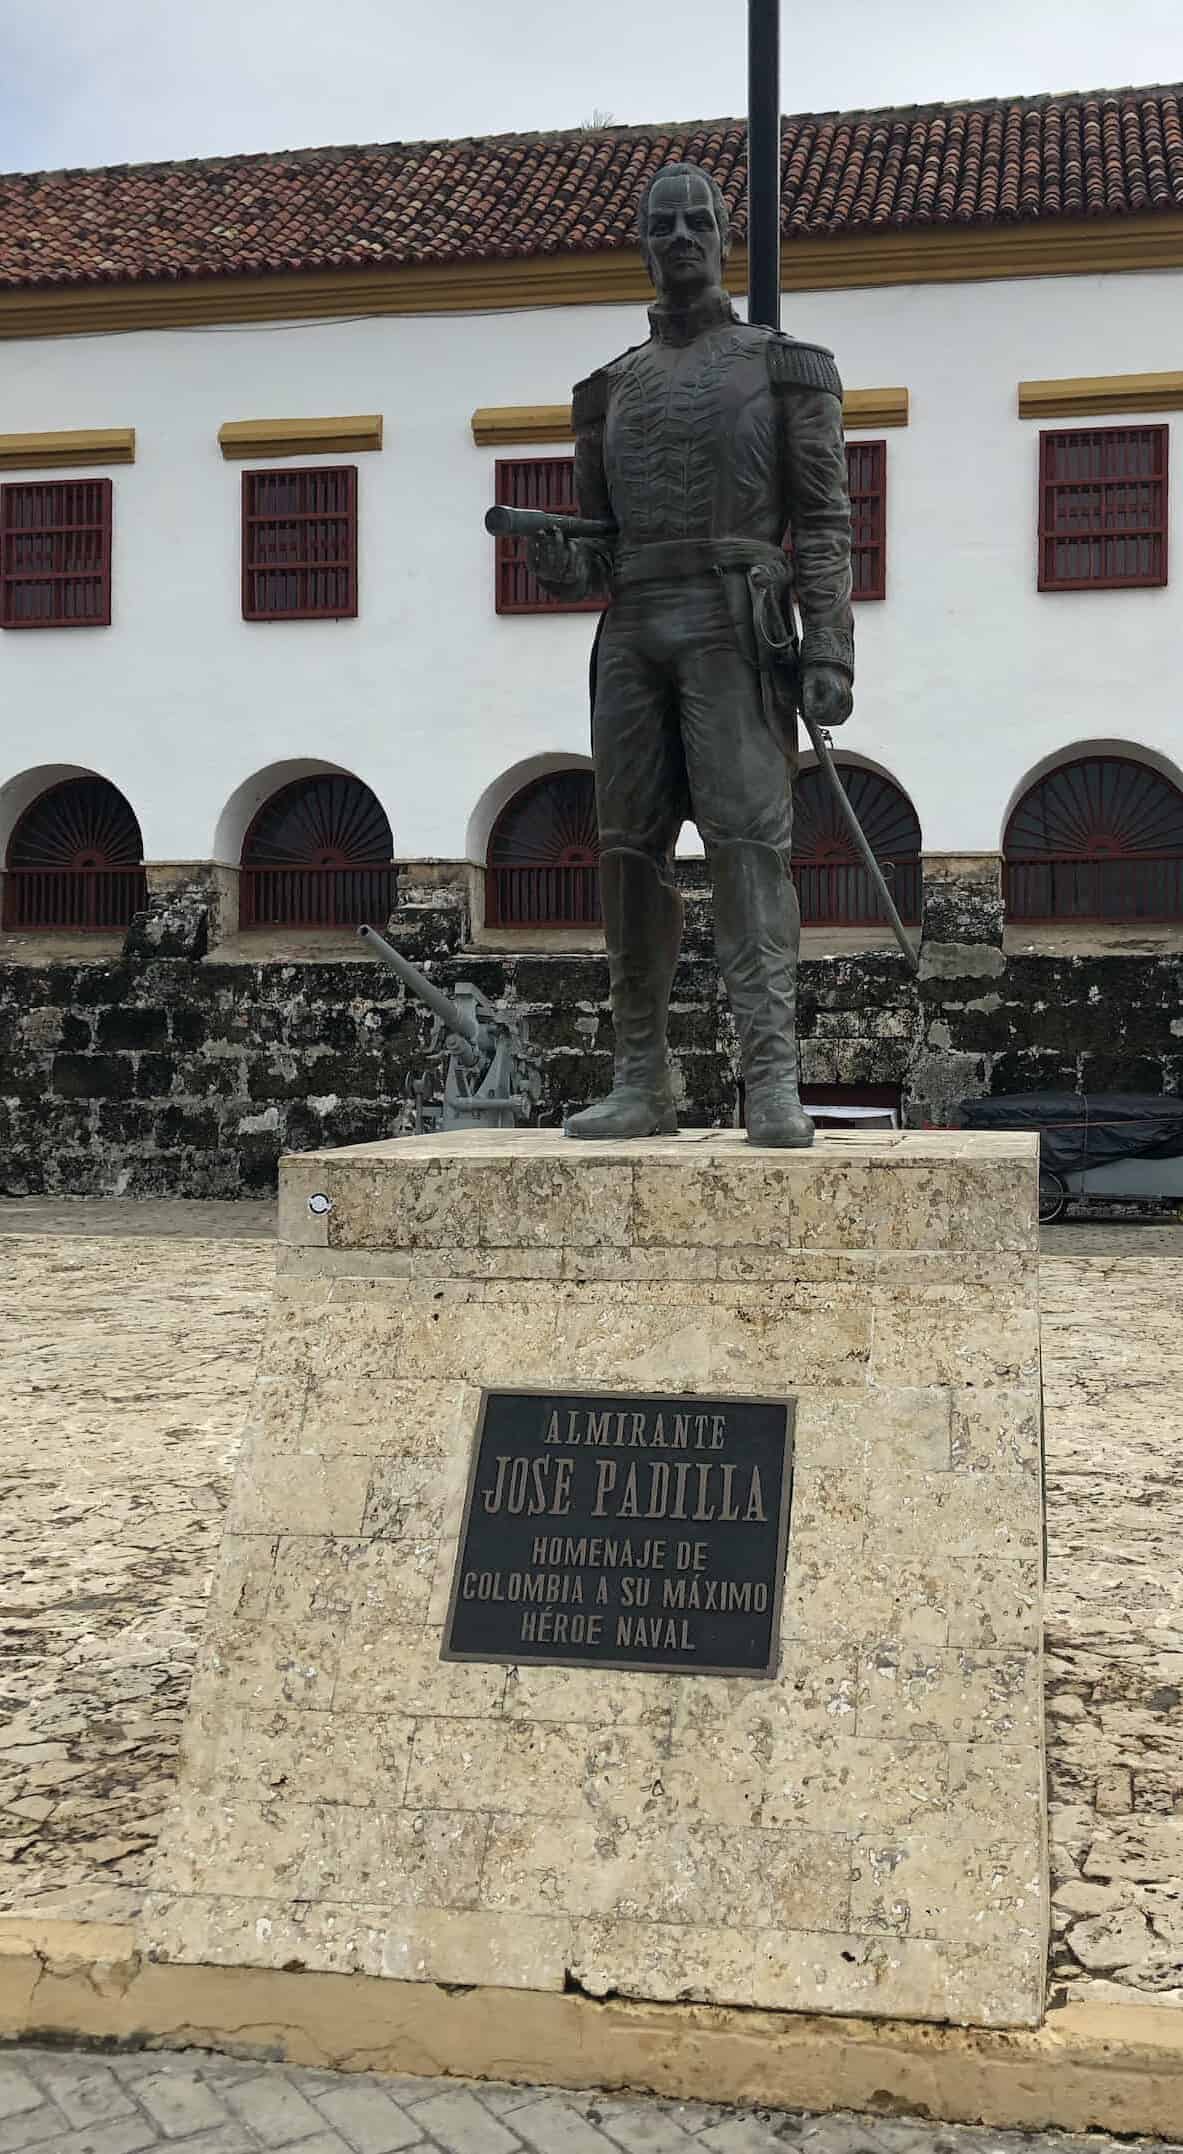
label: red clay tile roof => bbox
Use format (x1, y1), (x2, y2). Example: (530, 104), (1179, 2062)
(2, 84), (1182, 290)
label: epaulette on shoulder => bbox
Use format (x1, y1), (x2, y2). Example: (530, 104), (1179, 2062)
(766, 337), (843, 400)
(572, 345), (643, 428)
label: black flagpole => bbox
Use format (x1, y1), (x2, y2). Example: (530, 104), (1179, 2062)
(747, 0), (781, 329)
(746, 1), (920, 972)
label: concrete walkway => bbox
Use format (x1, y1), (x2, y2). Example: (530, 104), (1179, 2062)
(1, 2044), (1178, 2154)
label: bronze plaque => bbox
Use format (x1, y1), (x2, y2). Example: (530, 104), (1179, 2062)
(442, 1389), (794, 1678)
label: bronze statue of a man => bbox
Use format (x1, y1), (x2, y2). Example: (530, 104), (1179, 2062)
(532, 161), (854, 1147)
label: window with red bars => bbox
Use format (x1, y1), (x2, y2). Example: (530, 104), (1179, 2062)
(845, 439), (886, 601)
(1038, 426), (1168, 592)
(493, 458), (607, 615)
(0, 479), (112, 629)
(242, 465), (358, 621)
(785, 441), (886, 601)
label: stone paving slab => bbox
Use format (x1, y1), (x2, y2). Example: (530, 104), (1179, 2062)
(0, 2048), (1179, 2154)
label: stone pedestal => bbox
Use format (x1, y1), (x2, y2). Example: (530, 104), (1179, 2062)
(143, 1128), (1047, 2028)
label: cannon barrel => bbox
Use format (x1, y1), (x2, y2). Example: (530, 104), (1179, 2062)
(357, 925), (486, 1065)
(484, 505), (617, 542)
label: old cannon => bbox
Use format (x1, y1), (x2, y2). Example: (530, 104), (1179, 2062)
(357, 924), (542, 1134)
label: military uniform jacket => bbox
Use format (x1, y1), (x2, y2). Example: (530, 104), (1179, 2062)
(571, 292), (855, 678)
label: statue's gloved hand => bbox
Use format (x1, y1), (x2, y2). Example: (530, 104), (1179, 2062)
(527, 526), (581, 594)
(801, 664), (853, 729)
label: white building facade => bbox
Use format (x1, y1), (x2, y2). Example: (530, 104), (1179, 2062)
(3, 88), (1183, 939)
(1, 268), (1181, 881)
(3, 93), (1183, 1193)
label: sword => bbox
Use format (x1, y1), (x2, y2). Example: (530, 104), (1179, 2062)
(748, 565), (920, 975)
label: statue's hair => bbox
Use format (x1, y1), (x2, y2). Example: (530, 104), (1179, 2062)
(636, 161), (730, 258)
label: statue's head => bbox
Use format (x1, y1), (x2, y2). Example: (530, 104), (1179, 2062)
(637, 161), (729, 302)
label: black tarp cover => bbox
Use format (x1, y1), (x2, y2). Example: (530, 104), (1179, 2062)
(960, 1093), (1183, 1177)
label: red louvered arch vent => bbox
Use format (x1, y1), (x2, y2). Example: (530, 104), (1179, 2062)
(3, 775), (146, 930)
(1004, 754), (1183, 922)
(487, 770), (602, 927)
(791, 764), (922, 926)
(240, 773), (396, 928)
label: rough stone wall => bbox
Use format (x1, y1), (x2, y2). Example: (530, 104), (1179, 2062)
(2, 865), (1182, 1197)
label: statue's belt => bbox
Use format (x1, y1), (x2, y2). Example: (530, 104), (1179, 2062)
(611, 538), (790, 587)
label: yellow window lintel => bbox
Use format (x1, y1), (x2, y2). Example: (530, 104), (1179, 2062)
(1018, 372), (1183, 420)
(0, 427), (135, 471)
(218, 415), (383, 459)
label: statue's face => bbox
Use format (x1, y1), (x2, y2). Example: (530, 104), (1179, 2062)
(643, 169), (723, 301)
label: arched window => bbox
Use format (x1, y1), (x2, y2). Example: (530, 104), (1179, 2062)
(487, 769), (601, 928)
(3, 776), (146, 931)
(1004, 755), (1183, 922)
(240, 773), (395, 928)
(791, 764), (921, 926)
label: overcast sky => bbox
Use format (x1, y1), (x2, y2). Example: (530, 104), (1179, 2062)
(3, 0), (1181, 176)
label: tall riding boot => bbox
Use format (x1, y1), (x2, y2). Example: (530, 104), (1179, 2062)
(711, 838), (814, 1149)
(565, 848), (682, 1140)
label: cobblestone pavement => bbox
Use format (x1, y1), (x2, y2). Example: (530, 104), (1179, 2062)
(1040, 1223), (1183, 2006)
(0, 1200), (276, 1241)
(4, 1206), (1183, 2008)
(1041, 1215), (1183, 1255)
(1, 2046), (1179, 2154)
(0, 1196), (1166, 1250)
(0, 1232), (273, 1923)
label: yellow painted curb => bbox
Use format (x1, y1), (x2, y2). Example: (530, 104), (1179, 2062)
(2, 1920), (1182, 2135)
